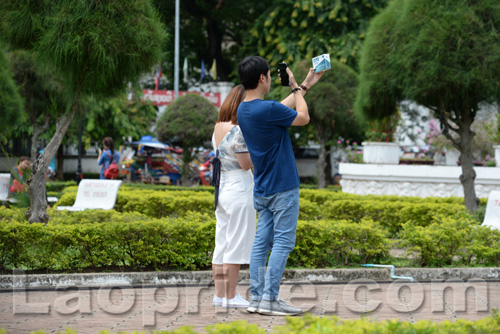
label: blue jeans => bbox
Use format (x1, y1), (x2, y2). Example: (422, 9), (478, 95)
(249, 187), (300, 301)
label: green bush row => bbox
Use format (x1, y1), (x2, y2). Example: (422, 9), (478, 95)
(56, 189), (215, 219)
(46, 181), (77, 192)
(22, 311), (500, 334)
(1, 205), (499, 269)
(0, 212), (215, 272)
(0, 209), (390, 271)
(124, 183), (215, 193)
(299, 188), (487, 205)
(321, 199), (467, 235)
(400, 213), (500, 267)
(291, 219), (390, 267)
(55, 188), (473, 235)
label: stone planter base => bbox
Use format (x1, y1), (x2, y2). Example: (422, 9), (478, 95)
(339, 163), (500, 198)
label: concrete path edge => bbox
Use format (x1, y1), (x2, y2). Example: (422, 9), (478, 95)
(1, 268), (500, 289)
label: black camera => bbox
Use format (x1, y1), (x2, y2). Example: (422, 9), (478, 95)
(278, 62), (289, 86)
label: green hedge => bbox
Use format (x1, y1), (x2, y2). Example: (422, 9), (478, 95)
(123, 183), (214, 193)
(291, 219), (390, 267)
(0, 212), (215, 271)
(400, 213), (500, 267)
(55, 188), (475, 234)
(1, 205), (499, 270)
(0, 208), (391, 272)
(299, 189), (480, 205)
(321, 199), (466, 235)
(23, 310), (500, 333)
(56, 189), (214, 218)
(46, 181), (77, 192)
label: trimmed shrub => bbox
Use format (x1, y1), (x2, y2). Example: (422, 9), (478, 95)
(0, 212), (215, 271)
(0, 207), (391, 272)
(46, 181), (77, 192)
(399, 213), (500, 267)
(290, 219), (390, 267)
(321, 199), (465, 235)
(56, 189), (215, 218)
(123, 183), (214, 193)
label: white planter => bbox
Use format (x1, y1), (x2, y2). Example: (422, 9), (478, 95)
(362, 142), (400, 164)
(495, 145), (500, 167)
(445, 149), (460, 166)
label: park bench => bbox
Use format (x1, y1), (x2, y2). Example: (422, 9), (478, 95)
(482, 190), (500, 230)
(0, 173), (12, 203)
(57, 179), (122, 211)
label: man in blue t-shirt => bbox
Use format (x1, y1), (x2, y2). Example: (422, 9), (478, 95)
(237, 56), (324, 316)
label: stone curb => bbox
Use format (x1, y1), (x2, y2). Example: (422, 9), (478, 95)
(1, 268), (499, 289)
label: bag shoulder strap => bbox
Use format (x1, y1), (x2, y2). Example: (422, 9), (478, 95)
(106, 150), (114, 164)
(210, 150), (221, 211)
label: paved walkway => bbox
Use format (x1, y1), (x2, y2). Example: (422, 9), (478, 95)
(1, 279), (499, 333)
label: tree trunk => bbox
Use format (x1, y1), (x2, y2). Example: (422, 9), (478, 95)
(181, 145), (196, 186)
(30, 118), (50, 162)
(317, 137), (327, 189)
(458, 119), (478, 212)
(56, 144), (64, 180)
(324, 145), (333, 186)
(26, 104), (78, 224)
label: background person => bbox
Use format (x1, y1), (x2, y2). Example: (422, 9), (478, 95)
(237, 56), (324, 316)
(9, 156), (31, 203)
(97, 137), (120, 179)
(39, 148), (56, 179)
(211, 85), (256, 309)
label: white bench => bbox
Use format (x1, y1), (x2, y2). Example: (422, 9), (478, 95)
(0, 173), (11, 202)
(482, 190), (500, 230)
(57, 179), (122, 211)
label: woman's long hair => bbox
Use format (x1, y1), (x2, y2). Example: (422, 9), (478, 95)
(217, 85), (246, 125)
(102, 137), (115, 154)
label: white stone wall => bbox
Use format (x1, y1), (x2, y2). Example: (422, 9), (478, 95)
(339, 163), (500, 198)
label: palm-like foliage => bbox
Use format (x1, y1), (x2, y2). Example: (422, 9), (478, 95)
(0, 0), (168, 223)
(356, 0), (500, 211)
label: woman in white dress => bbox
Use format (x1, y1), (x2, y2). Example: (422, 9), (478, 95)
(211, 85), (256, 308)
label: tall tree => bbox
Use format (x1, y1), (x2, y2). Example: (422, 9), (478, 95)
(356, 0), (500, 211)
(8, 50), (66, 161)
(1, 0), (167, 223)
(154, 0), (267, 85)
(288, 59), (360, 188)
(81, 93), (158, 148)
(156, 94), (218, 185)
(0, 47), (24, 143)
(243, 0), (389, 70)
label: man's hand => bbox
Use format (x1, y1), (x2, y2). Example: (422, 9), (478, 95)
(303, 68), (325, 89)
(286, 67), (299, 89)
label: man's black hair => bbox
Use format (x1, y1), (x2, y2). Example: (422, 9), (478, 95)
(238, 56), (270, 90)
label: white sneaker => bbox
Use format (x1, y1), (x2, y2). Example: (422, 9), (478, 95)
(222, 294), (250, 308)
(212, 295), (223, 307)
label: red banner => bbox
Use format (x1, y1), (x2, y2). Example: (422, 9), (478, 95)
(142, 89), (221, 107)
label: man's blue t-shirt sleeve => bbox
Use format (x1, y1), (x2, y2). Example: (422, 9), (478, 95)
(267, 101), (297, 128)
